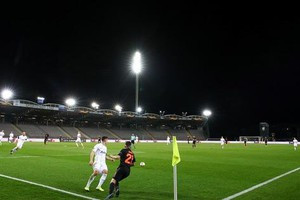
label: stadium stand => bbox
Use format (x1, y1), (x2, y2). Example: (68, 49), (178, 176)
(17, 124), (46, 138)
(60, 126), (89, 139)
(38, 125), (70, 138)
(0, 123), (21, 136)
(146, 129), (169, 140)
(168, 129), (190, 140)
(188, 129), (206, 140)
(110, 128), (152, 140)
(97, 128), (120, 139)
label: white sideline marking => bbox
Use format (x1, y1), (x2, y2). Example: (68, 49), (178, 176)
(0, 156), (40, 159)
(0, 174), (99, 200)
(223, 167), (300, 200)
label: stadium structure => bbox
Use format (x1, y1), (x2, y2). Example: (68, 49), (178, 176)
(0, 98), (208, 142)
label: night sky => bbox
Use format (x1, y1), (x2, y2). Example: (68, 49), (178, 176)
(1, 2), (300, 136)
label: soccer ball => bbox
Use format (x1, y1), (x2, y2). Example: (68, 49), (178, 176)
(140, 162), (146, 167)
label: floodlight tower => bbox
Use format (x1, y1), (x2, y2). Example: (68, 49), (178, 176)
(115, 104), (123, 116)
(136, 106), (142, 114)
(202, 109), (212, 138)
(65, 98), (76, 107)
(131, 51), (142, 112)
(91, 102), (99, 110)
(1, 89), (13, 101)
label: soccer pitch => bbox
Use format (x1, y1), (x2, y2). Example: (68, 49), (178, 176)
(0, 142), (300, 200)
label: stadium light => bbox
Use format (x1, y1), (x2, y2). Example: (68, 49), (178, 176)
(65, 98), (76, 107)
(131, 51), (143, 112)
(202, 109), (212, 117)
(136, 107), (143, 113)
(131, 51), (142, 74)
(1, 89), (13, 100)
(37, 96), (45, 104)
(115, 104), (123, 112)
(91, 102), (99, 109)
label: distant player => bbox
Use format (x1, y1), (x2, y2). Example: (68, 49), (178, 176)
(167, 136), (171, 145)
(264, 137), (268, 146)
(0, 130), (4, 145)
(105, 141), (136, 199)
(293, 138), (298, 151)
(192, 136), (197, 148)
(187, 136), (190, 144)
(76, 131), (84, 148)
(244, 138), (248, 147)
(44, 133), (49, 145)
(130, 134), (136, 149)
(9, 132), (14, 143)
(220, 136), (225, 149)
(10, 132), (27, 154)
(135, 135), (139, 143)
(85, 136), (114, 192)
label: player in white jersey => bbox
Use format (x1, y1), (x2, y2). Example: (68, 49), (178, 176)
(293, 138), (298, 151)
(135, 135), (139, 143)
(10, 132), (27, 154)
(220, 136), (225, 149)
(85, 136), (115, 192)
(130, 134), (136, 149)
(167, 136), (171, 145)
(0, 130), (4, 145)
(9, 132), (14, 143)
(75, 131), (84, 148)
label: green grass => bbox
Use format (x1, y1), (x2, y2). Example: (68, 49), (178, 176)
(0, 142), (300, 200)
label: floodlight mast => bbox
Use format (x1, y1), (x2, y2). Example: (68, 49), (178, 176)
(65, 98), (76, 107)
(132, 51), (142, 112)
(1, 89), (13, 100)
(203, 109), (212, 117)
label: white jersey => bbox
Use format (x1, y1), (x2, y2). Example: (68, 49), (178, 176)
(0, 131), (5, 139)
(220, 138), (225, 144)
(293, 139), (298, 146)
(77, 133), (81, 139)
(167, 137), (170, 141)
(93, 143), (107, 164)
(9, 133), (14, 138)
(17, 135), (28, 145)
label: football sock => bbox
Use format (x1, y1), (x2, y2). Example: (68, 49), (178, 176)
(97, 174), (107, 188)
(86, 174), (96, 188)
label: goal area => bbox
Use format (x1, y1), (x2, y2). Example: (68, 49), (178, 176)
(239, 136), (262, 142)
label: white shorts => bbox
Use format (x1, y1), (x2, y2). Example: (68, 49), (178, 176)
(294, 144), (298, 147)
(93, 162), (108, 173)
(76, 138), (82, 143)
(17, 143), (24, 149)
(221, 142), (225, 146)
(0, 137), (3, 141)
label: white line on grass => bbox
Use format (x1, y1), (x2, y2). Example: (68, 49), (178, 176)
(0, 174), (99, 200)
(222, 167), (300, 200)
(0, 156), (40, 159)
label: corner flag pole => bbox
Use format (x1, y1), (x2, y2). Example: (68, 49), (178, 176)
(172, 136), (181, 200)
(173, 164), (178, 200)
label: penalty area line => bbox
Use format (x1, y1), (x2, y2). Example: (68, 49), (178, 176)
(222, 167), (300, 200)
(0, 174), (99, 200)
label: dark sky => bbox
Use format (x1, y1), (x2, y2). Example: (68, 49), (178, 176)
(1, 2), (300, 136)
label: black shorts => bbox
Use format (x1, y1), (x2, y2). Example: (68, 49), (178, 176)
(193, 141), (196, 144)
(131, 140), (135, 144)
(113, 166), (130, 182)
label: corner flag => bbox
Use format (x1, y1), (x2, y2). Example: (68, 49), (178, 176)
(172, 136), (181, 166)
(172, 136), (180, 200)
